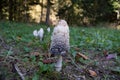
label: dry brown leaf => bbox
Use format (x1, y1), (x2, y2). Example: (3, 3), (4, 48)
(88, 70), (97, 77)
(76, 52), (88, 60)
(65, 59), (71, 63)
(42, 59), (56, 64)
(42, 53), (51, 58)
(17, 36), (21, 40)
(30, 52), (40, 56)
(103, 50), (108, 56)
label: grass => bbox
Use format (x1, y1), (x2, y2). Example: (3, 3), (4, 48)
(70, 27), (120, 51)
(0, 21), (120, 80)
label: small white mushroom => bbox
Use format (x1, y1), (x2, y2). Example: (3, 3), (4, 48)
(47, 27), (50, 33)
(38, 28), (44, 41)
(50, 20), (70, 72)
(33, 30), (38, 37)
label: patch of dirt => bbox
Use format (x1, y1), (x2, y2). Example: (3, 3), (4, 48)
(0, 38), (120, 80)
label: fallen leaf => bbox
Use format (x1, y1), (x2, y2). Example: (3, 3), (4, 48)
(30, 52), (40, 56)
(88, 70), (97, 77)
(17, 36), (22, 40)
(76, 52), (88, 60)
(42, 53), (51, 58)
(64, 58), (71, 63)
(103, 50), (108, 56)
(42, 59), (56, 64)
(106, 54), (117, 60)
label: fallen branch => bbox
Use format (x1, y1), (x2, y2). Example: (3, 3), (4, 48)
(14, 64), (25, 80)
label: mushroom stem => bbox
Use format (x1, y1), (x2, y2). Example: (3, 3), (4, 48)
(55, 55), (62, 72)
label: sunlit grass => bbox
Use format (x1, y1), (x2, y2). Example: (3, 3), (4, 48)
(70, 27), (120, 52)
(0, 21), (120, 57)
(1, 21), (120, 52)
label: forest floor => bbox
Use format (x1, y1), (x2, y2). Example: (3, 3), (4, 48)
(0, 21), (120, 80)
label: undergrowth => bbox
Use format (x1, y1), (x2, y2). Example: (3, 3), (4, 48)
(0, 21), (120, 80)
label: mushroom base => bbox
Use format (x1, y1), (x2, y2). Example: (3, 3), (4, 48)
(55, 55), (62, 72)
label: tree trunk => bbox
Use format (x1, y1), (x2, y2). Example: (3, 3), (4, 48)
(0, 0), (3, 20)
(40, 0), (43, 22)
(45, 0), (51, 25)
(9, 0), (13, 21)
(24, 0), (27, 22)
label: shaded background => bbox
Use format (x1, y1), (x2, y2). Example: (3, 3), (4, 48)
(0, 0), (120, 26)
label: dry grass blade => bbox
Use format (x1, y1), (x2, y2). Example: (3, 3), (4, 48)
(30, 52), (40, 56)
(68, 54), (82, 70)
(77, 52), (88, 60)
(0, 36), (3, 46)
(4, 47), (13, 62)
(14, 64), (25, 80)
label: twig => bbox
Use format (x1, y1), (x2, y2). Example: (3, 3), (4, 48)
(70, 45), (78, 48)
(68, 54), (83, 70)
(0, 36), (3, 46)
(0, 36), (10, 50)
(4, 47), (13, 61)
(73, 74), (86, 80)
(14, 64), (25, 80)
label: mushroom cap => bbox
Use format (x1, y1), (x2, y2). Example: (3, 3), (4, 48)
(33, 30), (38, 37)
(47, 27), (50, 32)
(38, 28), (44, 38)
(50, 20), (70, 56)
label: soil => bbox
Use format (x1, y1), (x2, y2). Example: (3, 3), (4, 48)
(0, 38), (120, 80)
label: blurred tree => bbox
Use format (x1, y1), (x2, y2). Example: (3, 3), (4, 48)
(0, 0), (6, 20)
(40, 0), (43, 22)
(0, 0), (120, 26)
(45, 0), (51, 25)
(58, 0), (120, 25)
